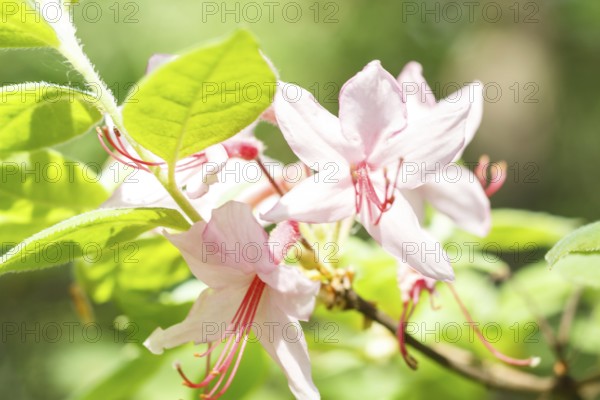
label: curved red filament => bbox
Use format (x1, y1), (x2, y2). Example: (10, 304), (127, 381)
(176, 276), (266, 399)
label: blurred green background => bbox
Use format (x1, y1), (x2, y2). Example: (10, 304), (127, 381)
(1, 0), (600, 399)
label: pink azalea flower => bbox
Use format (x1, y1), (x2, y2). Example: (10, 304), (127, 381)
(144, 201), (321, 400)
(263, 60), (471, 280)
(396, 262), (438, 368)
(396, 262), (539, 369)
(397, 61), (491, 236)
(100, 118), (262, 214)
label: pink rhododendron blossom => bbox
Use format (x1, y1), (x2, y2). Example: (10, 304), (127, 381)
(144, 201), (321, 400)
(264, 60), (471, 280)
(100, 117), (263, 212)
(396, 263), (539, 369)
(397, 61), (491, 237)
(396, 263), (437, 368)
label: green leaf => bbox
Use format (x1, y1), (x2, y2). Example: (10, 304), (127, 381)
(76, 236), (194, 339)
(76, 236), (191, 304)
(552, 254), (600, 289)
(0, 0), (59, 48)
(545, 221), (600, 288)
(116, 291), (193, 340)
(122, 30), (276, 164)
(0, 83), (101, 153)
(546, 221), (600, 265)
(449, 247), (511, 279)
(0, 207), (191, 275)
(486, 209), (580, 248)
(450, 209), (580, 269)
(0, 149), (108, 248)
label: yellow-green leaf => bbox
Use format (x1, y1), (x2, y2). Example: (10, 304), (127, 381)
(0, 0), (59, 48)
(0, 83), (101, 153)
(122, 30), (276, 164)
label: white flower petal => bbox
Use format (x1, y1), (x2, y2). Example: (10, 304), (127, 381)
(339, 60), (407, 159)
(262, 174), (355, 223)
(398, 62), (483, 161)
(101, 168), (173, 208)
(166, 221), (252, 289)
(259, 265), (320, 321)
(256, 296), (320, 400)
(144, 286), (246, 354)
(361, 195), (454, 281)
(418, 167), (491, 237)
(204, 202), (275, 275)
(397, 61), (437, 118)
(374, 102), (469, 186)
(275, 82), (357, 166)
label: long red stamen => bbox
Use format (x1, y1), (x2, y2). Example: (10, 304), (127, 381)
(177, 276), (267, 399)
(96, 127), (149, 171)
(175, 154), (209, 172)
(104, 127), (163, 167)
(111, 128), (165, 167)
(352, 160), (402, 224)
(397, 277), (434, 369)
(97, 126), (210, 173)
(256, 157), (285, 196)
(397, 302), (418, 370)
(447, 283), (540, 367)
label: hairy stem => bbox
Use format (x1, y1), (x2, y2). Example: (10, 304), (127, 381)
(165, 167), (202, 223)
(50, 3), (201, 224)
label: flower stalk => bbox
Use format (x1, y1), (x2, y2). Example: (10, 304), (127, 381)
(46, 0), (202, 223)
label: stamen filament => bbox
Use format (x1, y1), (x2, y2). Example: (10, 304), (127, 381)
(397, 303), (418, 370)
(256, 157), (285, 196)
(352, 160), (402, 224)
(447, 283), (540, 367)
(177, 276), (267, 399)
(96, 128), (149, 171)
(110, 128), (164, 166)
(97, 126), (210, 173)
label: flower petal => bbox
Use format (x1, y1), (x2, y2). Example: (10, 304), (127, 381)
(399, 188), (426, 225)
(339, 60), (407, 159)
(256, 297), (320, 400)
(397, 261), (437, 304)
(262, 174), (355, 223)
(165, 222), (252, 289)
(418, 166), (491, 237)
(146, 53), (176, 74)
(452, 81), (483, 158)
(374, 100), (470, 186)
(268, 221), (301, 264)
(398, 62), (484, 160)
(204, 201), (275, 275)
(184, 144), (229, 199)
(361, 194), (454, 281)
(397, 61), (436, 118)
(275, 82), (356, 166)
(259, 265), (320, 321)
(101, 168), (173, 208)
(144, 286), (246, 354)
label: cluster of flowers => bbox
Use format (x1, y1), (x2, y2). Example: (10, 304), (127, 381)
(101, 58), (528, 400)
